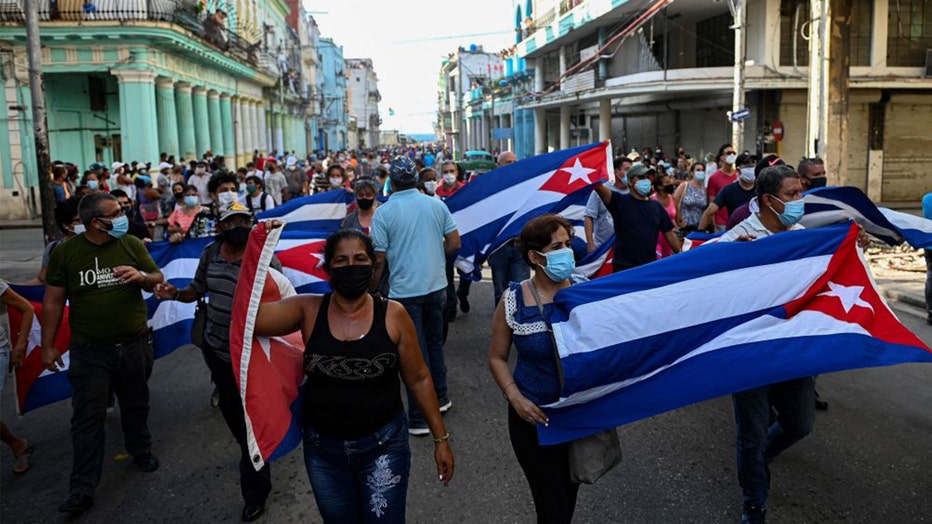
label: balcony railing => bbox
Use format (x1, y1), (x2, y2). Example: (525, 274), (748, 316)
(0, 0), (275, 75)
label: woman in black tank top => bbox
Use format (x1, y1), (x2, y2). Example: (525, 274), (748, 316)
(254, 229), (454, 523)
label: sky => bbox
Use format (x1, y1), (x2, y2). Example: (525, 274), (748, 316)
(304, 0), (517, 135)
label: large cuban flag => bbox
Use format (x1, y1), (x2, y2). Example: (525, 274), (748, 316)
(802, 186), (932, 249)
(230, 225), (306, 470)
(447, 142), (613, 276)
(539, 222), (932, 445)
(256, 189), (350, 230)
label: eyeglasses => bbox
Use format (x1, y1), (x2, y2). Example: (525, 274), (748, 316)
(96, 209), (126, 220)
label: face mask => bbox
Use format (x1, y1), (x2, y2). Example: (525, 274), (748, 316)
(101, 215), (129, 239)
(634, 179), (652, 196)
(246, 184), (257, 194)
(620, 175), (628, 186)
(329, 177), (343, 187)
(329, 265), (372, 299)
(87, 180), (99, 190)
(361, 158), (368, 164)
(424, 181), (438, 195)
(338, 156), (345, 162)
(739, 167), (756, 183)
(693, 170), (706, 181)
(769, 196), (805, 226)
(443, 173), (457, 185)
(184, 195), (199, 207)
(808, 177), (827, 189)
(356, 198), (375, 210)
(663, 184), (676, 194)
(223, 226), (250, 247)
(725, 153), (737, 165)
(196, 168), (206, 175)
(73, 223), (86, 235)
(218, 191), (238, 206)
(535, 247), (576, 282)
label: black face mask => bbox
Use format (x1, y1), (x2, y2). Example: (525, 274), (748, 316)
(329, 265), (372, 299)
(663, 184), (676, 194)
(356, 198), (375, 210)
(223, 226), (251, 247)
(808, 177), (827, 189)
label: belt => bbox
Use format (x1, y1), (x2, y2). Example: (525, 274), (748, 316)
(109, 326), (153, 347)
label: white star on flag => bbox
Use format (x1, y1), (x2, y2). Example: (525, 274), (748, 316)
(560, 159), (596, 185)
(818, 281), (874, 314)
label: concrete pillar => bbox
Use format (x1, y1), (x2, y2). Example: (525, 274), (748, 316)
(560, 105), (571, 150)
(242, 99), (255, 160)
(283, 113), (293, 154)
(192, 86), (210, 157)
(220, 93), (234, 163)
(274, 112), (284, 154)
(112, 69), (159, 164)
(534, 58), (544, 93)
(534, 108), (546, 154)
(207, 90), (223, 156)
(257, 103), (268, 153)
(155, 76), (179, 159)
(870, 1), (888, 69)
(599, 98), (611, 145)
(233, 97), (245, 167)
(174, 82), (197, 160)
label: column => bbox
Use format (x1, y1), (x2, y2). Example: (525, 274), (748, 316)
(207, 90), (223, 156)
(242, 99), (255, 160)
(220, 93), (234, 162)
(155, 76), (179, 159)
(559, 105), (570, 150)
(599, 98), (611, 144)
(257, 103), (268, 153)
(274, 112), (284, 154)
(113, 69), (159, 163)
(534, 107), (546, 154)
(282, 113), (293, 154)
(233, 97), (245, 167)
(192, 86), (210, 157)
(175, 82), (197, 160)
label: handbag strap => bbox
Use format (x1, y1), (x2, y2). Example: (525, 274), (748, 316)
(527, 280), (565, 389)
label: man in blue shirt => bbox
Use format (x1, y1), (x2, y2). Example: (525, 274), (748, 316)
(923, 192), (932, 324)
(371, 157), (462, 435)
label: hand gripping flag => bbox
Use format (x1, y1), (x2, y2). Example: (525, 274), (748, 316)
(230, 225), (306, 470)
(802, 186), (932, 249)
(447, 142), (613, 276)
(539, 222), (932, 445)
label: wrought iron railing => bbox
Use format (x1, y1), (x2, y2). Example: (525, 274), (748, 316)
(535, 7), (556, 29)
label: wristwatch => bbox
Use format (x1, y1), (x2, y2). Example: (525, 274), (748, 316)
(139, 270), (148, 282)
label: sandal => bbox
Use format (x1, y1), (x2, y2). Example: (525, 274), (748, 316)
(12, 441), (33, 474)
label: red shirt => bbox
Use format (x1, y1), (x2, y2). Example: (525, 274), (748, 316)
(707, 169), (736, 226)
(435, 182), (464, 199)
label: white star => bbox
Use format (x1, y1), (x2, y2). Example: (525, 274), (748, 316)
(560, 158), (597, 185)
(818, 281), (874, 314)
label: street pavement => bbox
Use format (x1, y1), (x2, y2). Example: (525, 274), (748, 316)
(0, 228), (930, 523)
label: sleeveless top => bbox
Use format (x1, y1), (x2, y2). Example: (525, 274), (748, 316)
(680, 183), (708, 227)
(654, 194), (678, 258)
(303, 293), (403, 439)
(503, 281), (563, 406)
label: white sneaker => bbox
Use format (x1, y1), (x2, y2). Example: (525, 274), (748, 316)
(408, 426), (430, 437)
(438, 400), (452, 414)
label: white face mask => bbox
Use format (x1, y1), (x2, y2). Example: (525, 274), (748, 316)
(196, 167), (206, 174)
(424, 181), (438, 195)
(739, 167), (756, 183)
(443, 173), (457, 185)
(73, 223), (86, 234)
(725, 153), (737, 165)
(329, 177), (343, 187)
(218, 190), (238, 206)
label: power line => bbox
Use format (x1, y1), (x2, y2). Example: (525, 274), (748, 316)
(388, 30), (513, 44)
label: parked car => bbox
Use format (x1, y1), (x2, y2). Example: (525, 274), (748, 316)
(457, 150), (497, 175)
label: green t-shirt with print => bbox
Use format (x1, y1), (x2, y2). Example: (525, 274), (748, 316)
(46, 234), (159, 344)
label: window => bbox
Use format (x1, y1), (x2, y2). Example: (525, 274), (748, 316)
(780, 0), (873, 67)
(695, 12), (734, 68)
(887, 0), (932, 66)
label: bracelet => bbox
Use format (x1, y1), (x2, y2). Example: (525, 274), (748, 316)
(173, 287), (181, 300)
(501, 381), (517, 400)
(432, 432), (450, 443)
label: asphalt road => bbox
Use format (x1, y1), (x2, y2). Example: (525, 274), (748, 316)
(1, 228), (930, 523)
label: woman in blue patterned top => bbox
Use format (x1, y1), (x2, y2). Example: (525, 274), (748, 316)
(488, 214), (586, 524)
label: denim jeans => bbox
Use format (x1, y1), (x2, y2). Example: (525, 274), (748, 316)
(67, 336), (154, 496)
(488, 243), (530, 307)
(396, 289), (447, 427)
(303, 413), (411, 523)
(733, 376), (815, 509)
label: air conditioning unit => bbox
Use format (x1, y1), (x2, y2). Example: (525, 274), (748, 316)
(925, 49), (932, 78)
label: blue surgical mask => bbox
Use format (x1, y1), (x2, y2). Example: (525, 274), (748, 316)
(184, 195), (199, 207)
(693, 170), (706, 182)
(634, 179), (652, 196)
(770, 196), (805, 226)
(535, 247), (576, 282)
(86, 180), (99, 190)
(102, 215), (129, 238)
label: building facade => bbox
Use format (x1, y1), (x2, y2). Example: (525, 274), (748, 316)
(318, 37), (347, 153)
(345, 58), (380, 149)
(437, 45), (503, 159)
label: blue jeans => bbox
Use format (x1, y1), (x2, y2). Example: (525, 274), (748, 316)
(488, 243), (530, 307)
(303, 413), (411, 523)
(733, 376), (815, 509)
(395, 289), (447, 427)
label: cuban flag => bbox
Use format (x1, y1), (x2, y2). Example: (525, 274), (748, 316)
(146, 237), (212, 358)
(447, 142), (613, 276)
(8, 285), (72, 415)
(256, 189), (350, 230)
(574, 234), (615, 279)
(802, 186), (932, 249)
(230, 225), (306, 470)
(273, 229), (333, 295)
(682, 231), (723, 251)
(539, 222), (932, 445)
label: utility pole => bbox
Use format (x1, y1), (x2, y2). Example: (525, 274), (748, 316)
(729, 0), (747, 151)
(825, 0), (851, 185)
(24, 0), (56, 242)
(806, 0), (828, 158)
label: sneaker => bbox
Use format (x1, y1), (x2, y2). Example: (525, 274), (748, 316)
(242, 503), (265, 522)
(58, 493), (94, 516)
(741, 505), (766, 524)
(438, 400), (452, 414)
(408, 424), (430, 437)
(457, 290), (470, 313)
(133, 453), (160, 473)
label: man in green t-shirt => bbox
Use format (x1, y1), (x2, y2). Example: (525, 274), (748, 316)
(41, 192), (164, 518)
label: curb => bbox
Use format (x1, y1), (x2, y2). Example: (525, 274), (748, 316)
(0, 222), (43, 230)
(881, 289), (928, 320)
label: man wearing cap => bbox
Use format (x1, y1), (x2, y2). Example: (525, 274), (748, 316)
(594, 162), (681, 272)
(698, 152), (759, 231)
(371, 156), (461, 435)
(41, 191), (164, 517)
(190, 160), (212, 205)
(707, 144), (739, 231)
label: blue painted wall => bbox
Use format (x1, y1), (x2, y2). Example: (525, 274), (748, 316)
(45, 73), (121, 170)
(319, 38), (347, 152)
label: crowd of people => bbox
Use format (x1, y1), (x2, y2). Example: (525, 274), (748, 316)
(1, 138), (923, 524)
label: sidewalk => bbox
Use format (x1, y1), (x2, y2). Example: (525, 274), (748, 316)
(869, 249), (928, 320)
(0, 219), (42, 229)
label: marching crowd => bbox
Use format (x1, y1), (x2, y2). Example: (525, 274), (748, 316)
(0, 140), (927, 524)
